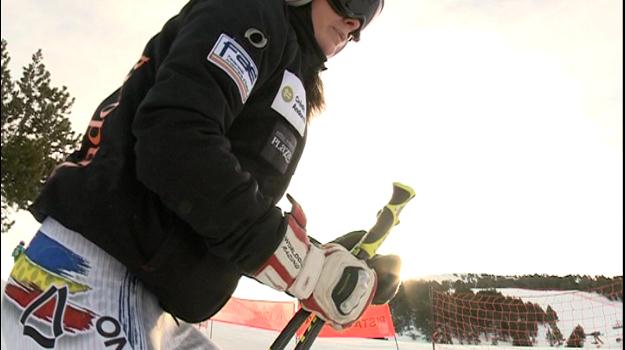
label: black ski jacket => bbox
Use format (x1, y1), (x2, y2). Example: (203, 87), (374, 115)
(30, 0), (326, 322)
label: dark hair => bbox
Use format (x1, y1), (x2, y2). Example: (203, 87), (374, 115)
(304, 69), (325, 121)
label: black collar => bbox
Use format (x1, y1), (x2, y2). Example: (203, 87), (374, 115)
(288, 4), (328, 76)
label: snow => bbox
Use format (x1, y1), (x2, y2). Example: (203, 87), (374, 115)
(205, 321), (430, 350)
(428, 288), (624, 349)
(483, 288), (623, 349)
(2, 280), (622, 349)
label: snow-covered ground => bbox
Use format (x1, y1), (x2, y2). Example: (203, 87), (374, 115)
(1, 278), (425, 350)
(489, 288), (623, 349)
(430, 288), (623, 349)
(2, 279), (622, 349)
(205, 321), (430, 349)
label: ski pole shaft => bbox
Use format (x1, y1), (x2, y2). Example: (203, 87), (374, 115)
(268, 308), (310, 350)
(269, 182), (415, 350)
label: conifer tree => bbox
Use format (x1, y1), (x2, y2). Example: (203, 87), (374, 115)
(566, 324), (586, 347)
(1, 39), (80, 233)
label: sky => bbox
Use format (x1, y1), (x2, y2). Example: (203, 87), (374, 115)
(1, 0), (623, 289)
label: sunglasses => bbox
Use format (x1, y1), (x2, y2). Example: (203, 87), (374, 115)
(328, 0), (384, 41)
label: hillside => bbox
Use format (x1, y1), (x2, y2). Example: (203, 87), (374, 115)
(391, 274), (622, 348)
(2, 276), (622, 349)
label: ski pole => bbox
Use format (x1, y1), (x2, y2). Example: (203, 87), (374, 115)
(293, 182), (415, 350)
(269, 182), (415, 350)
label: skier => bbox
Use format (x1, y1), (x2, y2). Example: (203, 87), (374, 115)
(2, 0), (402, 349)
(11, 241), (25, 262)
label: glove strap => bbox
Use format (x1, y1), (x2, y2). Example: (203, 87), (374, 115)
(254, 211), (324, 299)
(287, 245), (323, 298)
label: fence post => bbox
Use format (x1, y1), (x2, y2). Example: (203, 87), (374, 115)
(430, 284), (436, 350)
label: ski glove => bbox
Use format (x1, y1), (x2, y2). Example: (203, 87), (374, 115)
(331, 230), (402, 305)
(253, 195), (376, 330)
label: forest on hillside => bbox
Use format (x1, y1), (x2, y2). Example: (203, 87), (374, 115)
(389, 274), (623, 346)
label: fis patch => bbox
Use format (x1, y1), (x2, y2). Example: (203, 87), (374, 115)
(207, 33), (258, 103)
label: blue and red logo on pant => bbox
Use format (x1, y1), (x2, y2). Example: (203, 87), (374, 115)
(5, 232), (128, 349)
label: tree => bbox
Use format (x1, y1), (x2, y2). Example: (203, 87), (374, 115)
(1, 39), (80, 233)
(1, 39), (16, 233)
(566, 325), (586, 348)
(391, 274), (622, 341)
(545, 305), (564, 346)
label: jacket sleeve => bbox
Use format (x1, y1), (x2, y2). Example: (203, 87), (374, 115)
(132, 0), (289, 273)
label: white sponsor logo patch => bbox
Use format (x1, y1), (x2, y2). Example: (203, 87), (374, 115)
(207, 33), (258, 103)
(271, 70), (307, 136)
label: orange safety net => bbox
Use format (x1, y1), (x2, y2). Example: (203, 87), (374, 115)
(431, 281), (623, 349)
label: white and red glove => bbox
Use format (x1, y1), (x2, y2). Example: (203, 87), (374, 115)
(253, 195), (377, 330)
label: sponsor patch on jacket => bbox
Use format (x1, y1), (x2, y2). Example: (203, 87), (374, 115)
(261, 123), (298, 174)
(271, 70), (307, 136)
(207, 33), (258, 103)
